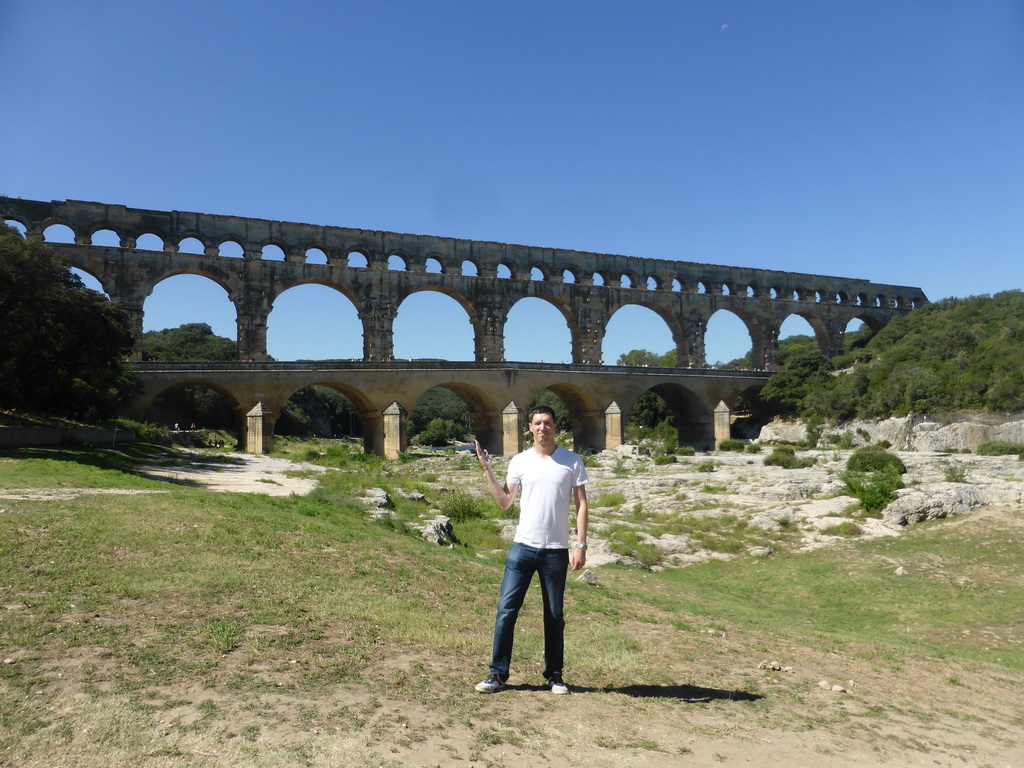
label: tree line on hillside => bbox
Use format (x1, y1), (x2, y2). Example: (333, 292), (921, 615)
(4, 227), (1021, 436)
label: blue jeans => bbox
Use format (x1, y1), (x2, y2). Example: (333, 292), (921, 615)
(489, 542), (569, 680)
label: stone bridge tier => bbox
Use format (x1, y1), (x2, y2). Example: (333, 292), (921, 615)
(128, 362), (772, 457)
(1, 197), (928, 371)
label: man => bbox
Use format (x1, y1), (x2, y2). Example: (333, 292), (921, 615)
(474, 405), (589, 695)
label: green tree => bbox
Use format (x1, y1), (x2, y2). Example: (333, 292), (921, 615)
(0, 225), (135, 417)
(141, 323), (237, 361)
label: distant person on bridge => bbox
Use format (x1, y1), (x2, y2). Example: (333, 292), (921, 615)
(474, 405), (589, 695)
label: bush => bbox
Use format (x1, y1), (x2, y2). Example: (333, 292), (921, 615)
(840, 464), (904, 513)
(438, 491), (489, 523)
(653, 453), (677, 465)
(744, 444), (762, 454)
(763, 446), (816, 469)
(846, 446), (906, 474)
(677, 445), (696, 457)
(976, 441), (1024, 456)
(696, 460), (717, 472)
(717, 439), (746, 452)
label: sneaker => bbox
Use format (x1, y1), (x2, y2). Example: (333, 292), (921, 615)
(475, 673), (506, 693)
(547, 674), (570, 695)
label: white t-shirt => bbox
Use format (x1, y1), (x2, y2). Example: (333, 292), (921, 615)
(506, 446), (589, 549)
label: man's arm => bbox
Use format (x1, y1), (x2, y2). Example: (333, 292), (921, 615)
(569, 484), (589, 571)
(475, 440), (518, 511)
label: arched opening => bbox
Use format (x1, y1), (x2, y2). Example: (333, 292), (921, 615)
(70, 268), (108, 297)
(461, 259), (478, 276)
(348, 251), (368, 268)
(305, 247), (328, 265)
(3, 219), (27, 236)
(592, 272), (606, 286)
(143, 274), (237, 344)
(626, 384), (711, 451)
(604, 305), (675, 366)
(268, 284), (362, 361)
(497, 263), (512, 279)
(531, 266), (545, 281)
(42, 224), (75, 243)
(620, 274), (633, 288)
(778, 315), (821, 358)
(91, 229), (120, 247)
(388, 254), (407, 271)
(262, 244), (286, 261)
(137, 233), (165, 251)
(505, 297), (572, 364)
(705, 310), (753, 368)
(671, 278), (682, 292)
(179, 237), (205, 255)
(144, 383), (239, 435)
(425, 257), (444, 274)
(219, 241), (244, 258)
(409, 386), (473, 447)
(563, 269), (577, 284)
(394, 291), (474, 361)
(277, 385), (364, 439)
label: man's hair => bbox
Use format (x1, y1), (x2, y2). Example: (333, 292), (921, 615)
(528, 405), (557, 425)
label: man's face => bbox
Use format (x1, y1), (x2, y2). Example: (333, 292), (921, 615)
(529, 412), (556, 443)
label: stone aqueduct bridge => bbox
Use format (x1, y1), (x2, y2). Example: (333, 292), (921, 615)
(127, 360), (771, 458)
(1, 197), (927, 456)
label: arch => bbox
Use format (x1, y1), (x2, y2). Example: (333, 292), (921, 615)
(70, 267), (108, 296)
(409, 381), (499, 448)
(42, 223), (76, 243)
(530, 266), (546, 281)
(625, 382), (712, 450)
(705, 309), (755, 368)
(778, 313), (826, 355)
(217, 240), (244, 258)
(394, 289), (475, 361)
(604, 304), (677, 366)
(528, 382), (603, 451)
(179, 237), (205, 255)
(497, 263), (512, 279)
(143, 273), (237, 341)
(562, 267), (579, 284)
(620, 272), (636, 288)
(461, 259), (479, 276)
(593, 270), (609, 286)
(305, 247), (328, 265)
(277, 384), (367, 439)
(136, 233), (165, 251)
(90, 228), (121, 247)
(646, 275), (663, 291)
(262, 244), (286, 261)
(142, 380), (242, 433)
(3, 219), (27, 236)
(388, 254), (407, 271)
(505, 296), (576, 364)
(268, 283), (363, 361)
(671, 278), (683, 292)
(425, 256), (444, 274)
(348, 251), (368, 268)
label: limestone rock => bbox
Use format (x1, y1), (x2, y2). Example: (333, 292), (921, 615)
(358, 487), (393, 510)
(882, 483), (985, 527)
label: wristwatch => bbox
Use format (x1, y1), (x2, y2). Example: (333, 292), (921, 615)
(575, 542), (588, 551)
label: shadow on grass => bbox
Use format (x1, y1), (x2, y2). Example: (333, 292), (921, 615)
(503, 683), (763, 702)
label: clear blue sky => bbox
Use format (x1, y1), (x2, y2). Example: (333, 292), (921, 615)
(2, 1), (1022, 365)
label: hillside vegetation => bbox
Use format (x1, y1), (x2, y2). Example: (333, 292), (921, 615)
(764, 291), (1024, 421)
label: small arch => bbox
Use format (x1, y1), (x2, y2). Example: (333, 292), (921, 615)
(746, 284), (758, 298)
(855, 293), (868, 307)
(89, 228), (120, 247)
(647, 275), (662, 291)
(388, 254), (407, 271)
(42, 223), (76, 243)
(218, 240), (244, 258)
(814, 290), (825, 303)
(620, 272), (636, 288)
(348, 251), (368, 268)
(722, 282), (734, 296)
(563, 268), (577, 284)
(461, 259), (479, 276)
(262, 244), (286, 261)
(497, 263), (513, 279)
(136, 233), (165, 251)
(531, 266), (546, 281)
(305, 247), (328, 265)
(179, 237), (205, 255)
(425, 257), (444, 274)
(769, 286), (781, 300)
(70, 267), (107, 296)
(592, 271), (608, 286)
(697, 281), (710, 295)
(875, 294), (886, 308)
(3, 219), (27, 236)
(671, 278), (683, 292)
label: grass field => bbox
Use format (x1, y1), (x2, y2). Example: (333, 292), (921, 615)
(1, 443), (1022, 767)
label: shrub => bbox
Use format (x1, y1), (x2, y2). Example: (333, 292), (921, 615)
(717, 439), (745, 452)
(763, 446), (816, 469)
(976, 441), (1024, 456)
(696, 460), (717, 473)
(653, 453), (677, 465)
(943, 462), (969, 483)
(846, 446), (906, 474)
(677, 445), (696, 457)
(439, 491), (488, 523)
(840, 464), (904, 513)
(745, 444), (762, 454)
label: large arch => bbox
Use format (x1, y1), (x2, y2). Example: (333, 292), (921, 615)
(505, 297), (577, 364)
(603, 304), (677, 366)
(394, 289), (476, 361)
(144, 273), (237, 342)
(268, 283), (362, 361)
